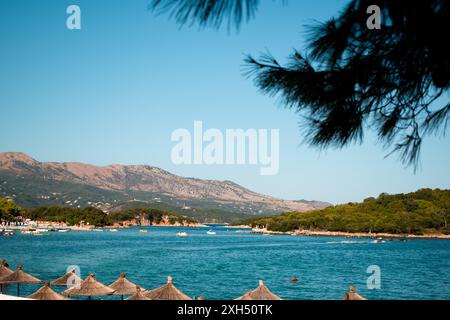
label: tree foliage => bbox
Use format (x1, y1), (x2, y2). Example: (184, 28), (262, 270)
(1, 200), (196, 227)
(25, 206), (110, 227)
(149, 0), (264, 30)
(0, 198), (22, 222)
(108, 207), (196, 225)
(241, 188), (450, 234)
(150, 0), (450, 167)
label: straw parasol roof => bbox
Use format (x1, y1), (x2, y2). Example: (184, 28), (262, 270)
(145, 276), (192, 300)
(28, 283), (71, 300)
(0, 265), (41, 284)
(0, 260), (14, 294)
(344, 286), (367, 300)
(62, 274), (115, 298)
(0, 262), (13, 279)
(125, 286), (151, 301)
(109, 272), (143, 297)
(1, 259), (10, 267)
(0, 265), (42, 296)
(235, 280), (282, 300)
(50, 269), (82, 287)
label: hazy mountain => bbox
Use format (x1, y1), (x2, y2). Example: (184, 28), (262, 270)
(0, 152), (330, 218)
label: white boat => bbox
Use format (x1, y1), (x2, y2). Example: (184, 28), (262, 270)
(92, 229), (104, 232)
(109, 229), (118, 232)
(206, 230), (216, 235)
(58, 229), (70, 233)
(22, 229), (39, 235)
(176, 232), (188, 237)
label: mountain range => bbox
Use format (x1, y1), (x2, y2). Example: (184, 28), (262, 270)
(0, 152), (329, 222)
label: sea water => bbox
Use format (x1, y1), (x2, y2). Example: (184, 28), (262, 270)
(1, 226), (449, 300)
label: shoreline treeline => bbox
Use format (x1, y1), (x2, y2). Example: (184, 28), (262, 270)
(0, 200), (196, 227)
(237, 189), (450, 235)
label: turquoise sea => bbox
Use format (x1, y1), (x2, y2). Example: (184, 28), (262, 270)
(1, 226), (450, 300)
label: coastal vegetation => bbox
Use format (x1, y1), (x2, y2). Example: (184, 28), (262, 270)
(108, 207), (197, 226)
(111, 200), (259, 223)
(0, 199), (197, 227)
(0, 198), (22, 222)
(26, 206), (110, 227)
(238, 189), (450, 235)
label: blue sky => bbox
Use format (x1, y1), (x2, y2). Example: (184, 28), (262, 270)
(0, 0), (449, 204)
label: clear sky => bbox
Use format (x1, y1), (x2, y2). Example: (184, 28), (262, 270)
(0, 0), (449, 204)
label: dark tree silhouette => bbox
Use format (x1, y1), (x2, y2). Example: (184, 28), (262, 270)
(149, 0), (263, 30)
(150, 0), (449, 168)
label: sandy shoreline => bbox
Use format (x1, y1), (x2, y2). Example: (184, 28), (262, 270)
(6, 223), (449, 239)
(2, 222), (207, 232)
(250, 227), (450, 239)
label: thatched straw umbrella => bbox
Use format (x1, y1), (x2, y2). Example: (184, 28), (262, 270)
(28, 283), (71, 300)
(0, 260), (13, 294)
(109, 272), (143, 300)
(125, 286), (151, 301)
(62, 274), (115, 300)
(235, 280), (282, 300)
(0, 259), (11, 271)
(343, 286), (367, 300)
(0, 265), (42, 297)
(50, 269), (81, 287)
(145, 276), (192, 300)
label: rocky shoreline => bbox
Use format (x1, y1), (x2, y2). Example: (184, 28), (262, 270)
(251, 227), (450, 239)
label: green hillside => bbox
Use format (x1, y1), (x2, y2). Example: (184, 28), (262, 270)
(109, 200), (260, 223)
(238, 189), (450, 235)
(0, 171), (249, 223)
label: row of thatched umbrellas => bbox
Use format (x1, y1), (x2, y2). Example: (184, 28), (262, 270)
(1, 259), (366, 300)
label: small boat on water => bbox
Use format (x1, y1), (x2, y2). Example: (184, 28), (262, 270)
(92, 229), (104, 232)
(109, 229), (119, 232)
(139, 229), (148, 233)
(2, 231), (14, 236)
(176, 232), (188, 237)
(58, 229), (70, 233)
(206, 230), (217, 235)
